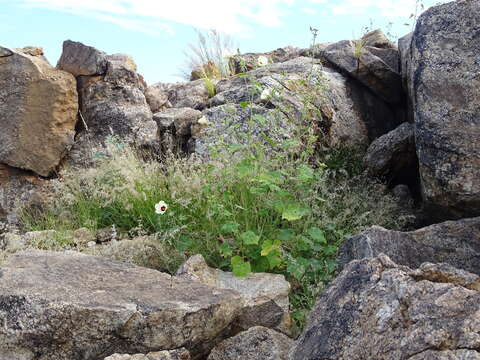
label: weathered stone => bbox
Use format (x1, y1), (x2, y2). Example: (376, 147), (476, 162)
(177, 255), (292, 334)
(57, 40), (108, 76)
(338, 217), (480, 276)
(207, 326), (293, 360)
(104, 348), (190, 360)
(228, 46), (302, 74)
(291, 255), (480, 360)
(408, 0), (480, 219)
(0, 46), (13, 57)
(322, 31), (403, 104)
(364, 122), (417, 183)
(362, 29), (396, 49)
(150, 80), (213, 110)
(392, 184), (414, 206)
(69, 51), (157, 168)
(153, 108), (202, 137)
(190, 103), (291, 157)
(0, 164), (49, 225)
(0, 46), (78, 176)
(398, 32), (414, 123)
(0, 250), (242, 359)
(145, 86), (171, 113)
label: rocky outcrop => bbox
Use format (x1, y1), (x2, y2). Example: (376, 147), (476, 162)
(104, 349), (190, 360)
(0, 46), (78, 176)
(63, 43), (158, 167)
(408, 0), (480, 219)
(338, 216), (480, 275)
(207, 326), (293, 360)
(177, 255), (292, 335)
(291, 255), (480, 360)
(322, 30), (402, 104)
(190, 57), (401, 155)
(57, 40), (108, 76)
(364, 122), (417, 185)
(0, 250), (243, 360)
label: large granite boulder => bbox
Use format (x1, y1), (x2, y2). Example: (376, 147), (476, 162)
(338, 217), (480, 276)
(291, 255), (480, 359)
(408, 0), (480, 219)
(207, 326), (293, 360)
(191, 57), (400, 155)
(0, 250), (243, 360)
(65, 45), (158, 167)
(177, 255), (292, 335)
(57, 40), (108, 77)
(364, 122), (417, 184)
(321, 30), (403, 104)
(0, 46), (78, 176)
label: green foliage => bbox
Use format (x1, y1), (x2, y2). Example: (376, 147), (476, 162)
(22, 37), (409, 330)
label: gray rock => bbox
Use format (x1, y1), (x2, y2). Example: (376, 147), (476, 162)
(0, 46), (78, 176)
(145, 86), (171, 113)
(398, 32), (414, 123)
(0, 250), (242, 360)
(291, 255), (480, 360)
(207, 326), (293, 360)
(407, 0), (480, 219)
(0, 46), (13, 57)
(151, 80), (213, 110)
(104, 348), (190, 360)
(392, 184), (414, 206)
(338, 217), (480, 275)
(177, 255), (292, 335)
(190, 103), (292, 157)
(228, 46), (302, 74)
(57, 40), (108, 77)
(153, 108), (202, 137)
(0, 164), (50, 225)
(362, 29), (396, 49)
(69, 51), (157, 168)
(364, 122), (417, 180)
(322, 31), (403, 104)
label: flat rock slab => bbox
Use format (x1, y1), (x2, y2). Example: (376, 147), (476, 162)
(0, 250), (242, 360)
(338, 217), (480, 275)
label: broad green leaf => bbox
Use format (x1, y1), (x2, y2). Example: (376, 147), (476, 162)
(252, 257), (270, 272)
(240, 231), (260, 245)
(308, 227), (327, 244)
(221, 221), (240, 234)
(282, 204), (310, 221)
(278, 229), (295, 242)
(219, 243), (233, 257)
(231, 256), (251, 277)
(267, 251), (283, 269)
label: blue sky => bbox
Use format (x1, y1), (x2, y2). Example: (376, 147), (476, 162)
(1, 0), (447, 84)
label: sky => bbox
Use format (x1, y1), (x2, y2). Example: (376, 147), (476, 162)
(1, 0), (448, 84)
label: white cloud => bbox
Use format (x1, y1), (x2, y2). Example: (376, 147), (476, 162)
(17, 0), (295, 36)
(15, 0), (449, 36)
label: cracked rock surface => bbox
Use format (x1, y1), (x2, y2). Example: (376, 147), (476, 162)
(291, 255), (480, 360)
(0, 250), (242, 360)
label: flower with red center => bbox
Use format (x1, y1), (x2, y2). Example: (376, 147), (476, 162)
(155, 201), (168, 215)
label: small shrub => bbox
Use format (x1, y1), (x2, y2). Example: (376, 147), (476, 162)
(181, 29), (236, 80)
